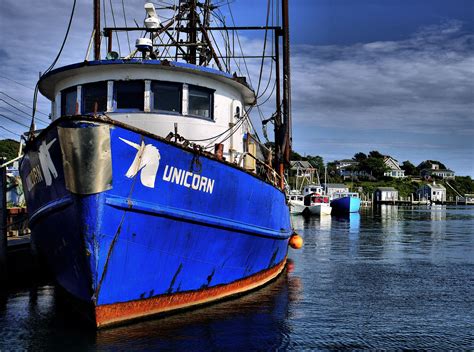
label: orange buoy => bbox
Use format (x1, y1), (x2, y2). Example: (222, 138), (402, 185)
(289, 234), (303, 249)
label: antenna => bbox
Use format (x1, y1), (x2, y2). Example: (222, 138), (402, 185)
(144, 3), (161, 29)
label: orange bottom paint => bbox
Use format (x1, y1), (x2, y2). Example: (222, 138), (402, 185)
(95, 258), (287, 327)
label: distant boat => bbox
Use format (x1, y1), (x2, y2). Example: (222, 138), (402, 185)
(330, 193), (361, 213)
(302, 184), (331, 216)
(287, 192), (305, 215)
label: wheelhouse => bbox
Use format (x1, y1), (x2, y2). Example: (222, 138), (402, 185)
(38, 60), (255, 164)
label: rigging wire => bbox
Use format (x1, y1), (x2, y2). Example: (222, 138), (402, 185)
(1, 114), (30, 129)
(31, 0), (76, 132)
(109, 0), (122, 56)
(0, 126), (21, 137)
(0, 75), (35, 91)
(0, 92), (49, 117)
(223, 2), (253, 87)
(120, 0), (132, 53)
(1, 98), (48, 125)
(0, 105), (47, 127)
(256, 0), (271, 96)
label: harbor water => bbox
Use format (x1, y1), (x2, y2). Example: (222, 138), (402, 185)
(1, 205), (473, 350)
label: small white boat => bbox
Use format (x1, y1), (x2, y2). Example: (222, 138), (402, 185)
(303, 193), (332, 216)
(287, 192), (305, 215)
(301, 184), (332, 216)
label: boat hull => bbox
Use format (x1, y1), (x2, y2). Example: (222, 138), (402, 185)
(20, 117), (291, 327)
(303, 203), (332, 216)
(288, 201), (305, 215)
(330, 196), (361, 213)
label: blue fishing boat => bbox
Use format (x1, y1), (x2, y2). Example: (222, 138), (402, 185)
(19, 0), (298, 327)
(330, 193), (361, 213)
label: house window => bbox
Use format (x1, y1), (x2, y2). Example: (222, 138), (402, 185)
(115, 80), (144, 111)
(61, 86), (77, 116)
(151, 81), (182, 113)
(82, 82), (107, 114)
(188, 85), (213, 119)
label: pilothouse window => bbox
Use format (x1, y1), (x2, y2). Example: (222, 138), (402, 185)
(115, 80), (144, 111)
(82, 82), (107, 114)
(61, 87), (77, 116)
(188, 85), (213, 119)
(151, 81), (182, 113)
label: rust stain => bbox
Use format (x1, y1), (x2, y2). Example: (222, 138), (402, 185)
(167, 263), (183, 294)
(95, 257), (287, 328)
(201, 268), (216, 289)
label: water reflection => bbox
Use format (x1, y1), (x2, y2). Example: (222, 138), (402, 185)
(2, 207), (473, 350)
(0, 265), (302, 351)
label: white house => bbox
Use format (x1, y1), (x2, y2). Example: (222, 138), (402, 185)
(383, 156), (405, 178)
(420, 163), (455, 179)
(374, 187), (398, 202)
(417, 183), (446, 202)
(322, 183), (349, 197)
(334, 159), (370, 179)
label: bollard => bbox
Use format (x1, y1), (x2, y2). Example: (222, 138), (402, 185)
(0, 166), (7, 282)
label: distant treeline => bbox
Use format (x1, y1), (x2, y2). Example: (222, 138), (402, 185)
(0, 139), (20, 161)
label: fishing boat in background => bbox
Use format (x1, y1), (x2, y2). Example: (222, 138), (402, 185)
(330, 192), (361, 213)
(19, 0), (298, 328)
(287, 191), (305, 215)
(302, 184), (332, 216)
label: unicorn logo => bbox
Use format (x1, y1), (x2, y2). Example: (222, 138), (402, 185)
(120, 137), (161, 188)
(38, 138), (58, 186)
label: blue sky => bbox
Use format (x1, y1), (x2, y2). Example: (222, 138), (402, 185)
(0, 0), (473, 175)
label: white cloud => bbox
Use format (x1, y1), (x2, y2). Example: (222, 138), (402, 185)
(288, 21), (474, 175)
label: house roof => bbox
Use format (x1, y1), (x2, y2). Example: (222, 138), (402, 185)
(425, 184), (446, 190)
(376, 187), (398, 191)
(337, 159), (356, 163)
(290, 160), (314, 169)
(421, 168), (454, 173)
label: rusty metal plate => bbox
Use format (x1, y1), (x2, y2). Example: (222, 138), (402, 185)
(58, 124), (112, 194)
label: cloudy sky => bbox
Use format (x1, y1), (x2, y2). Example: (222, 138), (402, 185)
(0, 0), (473, 175)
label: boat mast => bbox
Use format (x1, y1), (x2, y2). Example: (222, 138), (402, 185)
(276, 0), (291, 189)
(187, 0), (198, 64)
(282, 0), (292, 173)
(94, 0), (101, 60)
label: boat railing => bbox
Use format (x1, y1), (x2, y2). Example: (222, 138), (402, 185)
(238, 152), (280, 188)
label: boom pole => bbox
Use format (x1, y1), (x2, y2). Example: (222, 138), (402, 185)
(94, 0), (101, 60)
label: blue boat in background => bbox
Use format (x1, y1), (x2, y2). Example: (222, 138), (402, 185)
(330, 193), (361, 213)
(19, 0), (297, 327)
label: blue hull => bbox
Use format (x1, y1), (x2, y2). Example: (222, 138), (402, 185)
(330, 196), (361, 213)
(20, 117), (291, 326)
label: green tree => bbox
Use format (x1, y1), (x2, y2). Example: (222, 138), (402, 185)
(353, 152), (367, 162)
(368, 150), (384, 159)
(0, 139), (21, 161)
(401, 160), (417, 176)
(306, 155), (324, 171)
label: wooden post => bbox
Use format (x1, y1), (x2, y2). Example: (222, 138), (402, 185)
(0, 165), (7, 282)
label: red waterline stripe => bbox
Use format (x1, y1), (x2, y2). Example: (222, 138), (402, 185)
(95, 258), (287, 327)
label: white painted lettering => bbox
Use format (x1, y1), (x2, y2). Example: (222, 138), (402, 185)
(206, 179), (215, 194)
(198, 176), (208, 192)
(184, 171), (192, 188)
(161, 164), (215, 195)
(191, 174), (200, 190)
(171, 167), (182, 184)
(163, 165), (172, 181)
